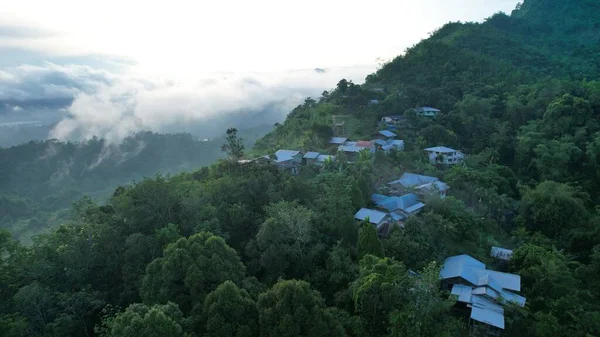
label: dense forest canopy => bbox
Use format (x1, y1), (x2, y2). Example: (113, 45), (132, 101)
(2, 0), (600, 336)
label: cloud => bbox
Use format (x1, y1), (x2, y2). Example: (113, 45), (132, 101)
(0, 62), (374, 144)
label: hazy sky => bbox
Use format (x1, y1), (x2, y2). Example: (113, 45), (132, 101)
(0, 0), (520, 144)
(1, 0), (519, 75)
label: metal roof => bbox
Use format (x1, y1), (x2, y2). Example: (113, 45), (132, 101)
(424, 146), (459, 153)
(416, 106), (441, 112)
(303, 152), (320, 159)
(378, 130), (397, 138)
(274, 150), (301, 162)
(354, 208), (389, 225)
(416, 181), (450, 193)
(440, 254), (486, 285)
(374, 139), (387, 146)
(329, 137), (348, 144)
(356, 140), (374, 148)
(485, 270), (521, 292)
(471, 306), (505, 329)
(375, 193), (423, 213)
(451, 284), (473, 303)
(339, 145), (364, 153)
(490, 247), (513, 261)
(317, 154), (334, 162)
(371, 194), (389, 203)
(389, 172), (439, 188)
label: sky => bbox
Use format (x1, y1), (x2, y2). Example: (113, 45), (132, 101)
(0, 0), (520, 143)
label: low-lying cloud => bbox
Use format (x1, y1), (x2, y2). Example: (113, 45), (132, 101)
(1, 62), (374, 145)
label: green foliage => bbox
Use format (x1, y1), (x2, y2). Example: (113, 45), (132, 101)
(357, 222), (384, 259)
(140, 232), (245, 314)
(203, 281), (258, 337)
(96, 302), (191, 337)
(257, 280), (344, 337)
(221, 128), (245, 161)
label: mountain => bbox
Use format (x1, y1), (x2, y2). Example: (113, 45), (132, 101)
(1, 1), (600, 337)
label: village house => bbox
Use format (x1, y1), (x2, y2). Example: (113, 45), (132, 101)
(354, 208), (395, 236)
(372, 130), (405, 152)
(387, 172), (449, 198)
(329, 137), (349, 145)
(338, 140), (375, 162)
(424, 146), (465, 165)
(371, 193), (425, 226)
(414, 106), (441, 117)
(381, 115), (406, 124)
(316, 154), (335, 166)
(303, 152), (320, 165)
(440, 254), (526, 336)
(490, 247), (513, 261)
(263, 149), (304, 175)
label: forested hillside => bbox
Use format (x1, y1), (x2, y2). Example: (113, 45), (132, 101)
(2, 0), (600, 336)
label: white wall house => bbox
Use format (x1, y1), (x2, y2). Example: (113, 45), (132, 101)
(424, 146), (465, 165)
(414, 106), (441, 117)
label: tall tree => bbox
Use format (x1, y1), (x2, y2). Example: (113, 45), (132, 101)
(140, 232), (246, 314)
(203, 281), (258, 337)
(96, 302), (191, 337)
(257, 280), (344, 337)
(357, 222), (384, 260)
(221, 128), (245, 161)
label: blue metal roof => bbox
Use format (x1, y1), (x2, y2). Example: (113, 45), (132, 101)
(274, 150), (301, 162)
(339, 145), (364, 153)
(451, 284), (474, 303)
(471, 306), (505, 329)
(374, 139), (387, 146)
(354, 208), (389, 225)
(375, 193), (422, 213)
(416, 106), (441, 112)
(329, 137), (348, 144)
(440, 254), (486, 285)
(424, 146), (458, 153)
(303, 152), (320, 159)
(389, 172), (439, 188)
(390, 212), (407, 221)
(485, 270), (521, 292)
(371, 194), (389, 203)
(317, 154), (334, 162)
(378, 130), (396, 138)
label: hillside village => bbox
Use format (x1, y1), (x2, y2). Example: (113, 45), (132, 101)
(238, 106), (525, 334)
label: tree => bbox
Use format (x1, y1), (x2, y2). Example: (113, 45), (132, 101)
(221, 128), (245, 161)
(97, 302), (191, 337)
(255, 202), (317, 282)
(357, 222), (384, 260)
(203, 281), (258, 337)
(257, 280), (344, 337)
(520, 181), (588, 240)
(351, 255), (411, 337)
(140, 232), (246, 314)
(387, 262), (462, 337)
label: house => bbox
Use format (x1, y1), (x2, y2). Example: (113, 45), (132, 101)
(329, 137), (348, 145)
(414, 106), (441, 117)
(490, 247), (513, 261)
(375, 130), (397, 141)
(316, 154), (335, 166)
(368, 99), (380, 105)
(440, 254), (526, 334)
(372, 131), (404, 153)
(424, 146), (465, 165)
(354, 208), (395, 236)
(372, 193), (425, 226)
(381, 115), (406, 124)
(388, 172), (449, 198)
(339, 141), (375, 162)
(303, 152), (321, 165)
(264, 150), (304, 175)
